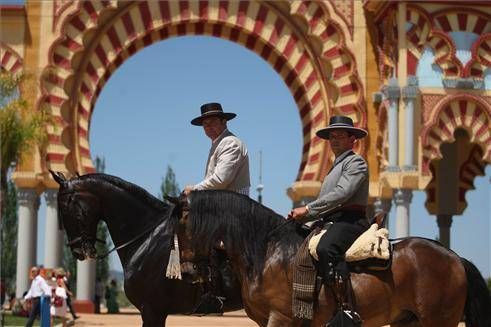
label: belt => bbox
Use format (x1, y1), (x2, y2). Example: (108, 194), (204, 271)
(321, 207), (366, 223)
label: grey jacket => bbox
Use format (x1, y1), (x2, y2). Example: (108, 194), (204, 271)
(194, 129), (250, 193)
(305, 150), (368, 221)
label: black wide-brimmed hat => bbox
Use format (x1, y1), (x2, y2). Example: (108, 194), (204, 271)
(316, 116), (367, 139)
(191, 102), (237, 126)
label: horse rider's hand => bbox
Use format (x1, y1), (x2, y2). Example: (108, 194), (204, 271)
(184, 185), (194, 196)
(287, 206), (308, 221)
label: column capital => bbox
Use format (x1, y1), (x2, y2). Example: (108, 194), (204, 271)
(402, 86), (419, 100)
(17, 188), (40, 209)
(383, 78), (400, 101)
(394, 189), (413, 205)
(402, 76), (419, 100)
(44, 189), (58, 206)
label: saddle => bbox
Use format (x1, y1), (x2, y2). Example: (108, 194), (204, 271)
(292, 213), (392, 320)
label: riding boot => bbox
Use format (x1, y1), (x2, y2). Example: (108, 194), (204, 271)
(333, 262), (362, 325)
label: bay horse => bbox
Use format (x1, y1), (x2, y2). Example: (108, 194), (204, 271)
(49, 171), (242, 326)
(171, 190), (491, 327)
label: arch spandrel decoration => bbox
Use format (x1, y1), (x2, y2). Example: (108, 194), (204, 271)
(40, 0), (367, 188)
(421, 96), (491, 178)
(1, 42), (23, 73)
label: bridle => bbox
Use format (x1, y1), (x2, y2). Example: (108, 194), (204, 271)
(60, 189), (166, 260)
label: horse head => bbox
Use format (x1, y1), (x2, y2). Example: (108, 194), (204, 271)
(50, 170), (100, 260)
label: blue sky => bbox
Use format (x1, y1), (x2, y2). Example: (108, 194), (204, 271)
(33, 36), (489, 278)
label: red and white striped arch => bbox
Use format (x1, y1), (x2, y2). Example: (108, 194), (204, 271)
(0, 42), (23, 73)
(40, 0), (366, 182)
(425, 142), (486, 215)
(406, 5), (459, 77)
(421, 95), (491, 175)
(406, 6), (491, 79)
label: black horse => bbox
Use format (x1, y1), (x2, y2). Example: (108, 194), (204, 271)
(50, 171), (242, 326)
(173, 190), (491, 326)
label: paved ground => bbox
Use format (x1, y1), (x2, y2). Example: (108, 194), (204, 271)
(72, 308), (257, 326)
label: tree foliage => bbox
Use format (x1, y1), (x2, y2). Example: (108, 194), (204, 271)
(0, 72), (50, 194)
(0, 181), (18, 294)
(160, 165), (180, 201)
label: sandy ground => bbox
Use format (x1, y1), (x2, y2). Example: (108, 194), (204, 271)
(68, 308), (466, 327)
(70, 308), (257, 326)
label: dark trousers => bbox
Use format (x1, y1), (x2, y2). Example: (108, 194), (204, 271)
(317, 221), (366, 281)
(66, 295), (77, 319)
(25, 297), (40, 327)
(94, 295), (101, 314)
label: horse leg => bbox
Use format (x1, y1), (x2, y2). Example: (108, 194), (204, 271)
(141, 305), (166, 327)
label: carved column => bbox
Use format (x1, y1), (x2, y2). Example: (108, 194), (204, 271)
(402, 76), (418, 171)
(383, 78), (400, 171)
(75, 260), (96, 312)
(44, 189), (64, 268)
(437, 214), (453, 248)
(394, 189), (412, 238)
(15, 189), (40, 298)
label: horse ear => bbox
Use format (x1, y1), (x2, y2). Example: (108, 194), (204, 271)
(49, 170), (67, 186)
(76, 172), (81, 177)
(164, 195), (179, 205)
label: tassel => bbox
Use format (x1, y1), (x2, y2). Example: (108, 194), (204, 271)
(165, 234), (182, 279)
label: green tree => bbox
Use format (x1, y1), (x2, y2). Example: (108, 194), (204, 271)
(160, 165), (180, 201)
(1, 180), (18, 294)
(0, 72), (49, 209)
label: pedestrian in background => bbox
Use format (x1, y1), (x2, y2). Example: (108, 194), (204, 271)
(24, 266), (51, 327)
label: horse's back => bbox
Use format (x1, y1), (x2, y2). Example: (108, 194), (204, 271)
(350, 237), (467, 326)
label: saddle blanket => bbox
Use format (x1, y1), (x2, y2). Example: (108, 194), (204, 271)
(308, 223), (390, 262)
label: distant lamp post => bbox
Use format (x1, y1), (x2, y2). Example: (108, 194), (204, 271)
(257, 150), (264, 204)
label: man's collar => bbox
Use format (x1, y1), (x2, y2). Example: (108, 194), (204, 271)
(334, 149), (354, 164)
(212, 128), (229, 144)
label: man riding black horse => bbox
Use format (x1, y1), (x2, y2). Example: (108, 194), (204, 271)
(288, 115), (369, 324)
(184, 102), (251, 315)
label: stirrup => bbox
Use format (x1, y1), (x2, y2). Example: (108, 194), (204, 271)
(343, 309), (362, 322)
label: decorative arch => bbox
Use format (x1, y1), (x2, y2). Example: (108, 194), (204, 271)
(425, 132), (487, 215)
(406, 5), (459, 77)
(0, 42), (23, 73)
(421, 95), (491, 175)
(406, 6), (491, 79)
(40, 0), (366, 184)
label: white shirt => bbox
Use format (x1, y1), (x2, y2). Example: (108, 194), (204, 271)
(194, 129), (250, 194)
(24, 275), (52, 299)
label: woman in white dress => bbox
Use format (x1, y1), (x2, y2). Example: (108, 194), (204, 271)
(50, 275), (68, 327)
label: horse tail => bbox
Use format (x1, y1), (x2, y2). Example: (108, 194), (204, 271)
(460, 257), (491, 327)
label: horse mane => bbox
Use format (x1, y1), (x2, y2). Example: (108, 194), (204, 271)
(72, 173), (168, 212)
(188, 190), (302, 279)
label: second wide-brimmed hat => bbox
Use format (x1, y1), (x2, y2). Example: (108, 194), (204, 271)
(191, 102), (237, 126)
(316, 116), (367, 139)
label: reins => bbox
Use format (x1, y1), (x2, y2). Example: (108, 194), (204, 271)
(95, 216), (166, 260)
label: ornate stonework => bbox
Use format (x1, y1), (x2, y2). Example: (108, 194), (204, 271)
(40, 0), (367, 188)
